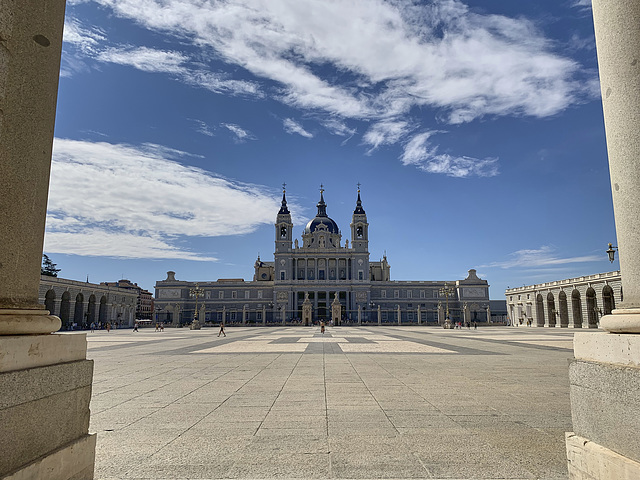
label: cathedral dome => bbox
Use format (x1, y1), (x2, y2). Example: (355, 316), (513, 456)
(304, 216), (339, 234)
(304, 189), (339, 234)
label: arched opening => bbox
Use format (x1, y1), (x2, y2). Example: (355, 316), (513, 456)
(536, 294), (545, 327)
(44, 289), (56, 314)
(60, 291), (71, 328)
(572, 289), (583, 328)
(586, 287), (598, 328)
(602, 285), (615, 315)
(87, 294), (96, 324)
(547, 293), (556, 327)
(98, 296), (108, 324)
(558, 291), (569, 327)
(74, 293), (84, 328)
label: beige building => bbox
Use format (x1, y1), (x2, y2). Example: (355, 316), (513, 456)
(155, 188), (492, 326)
(39, 276), (138, 329)
(505, 271), (621, 327)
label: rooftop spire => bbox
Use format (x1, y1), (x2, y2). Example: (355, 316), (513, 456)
(316, 184), (328, 217)
(278, 182), (290, 214)
(354, 182), (366, 214)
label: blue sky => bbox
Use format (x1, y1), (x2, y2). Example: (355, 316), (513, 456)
(45, 0), (618, 297)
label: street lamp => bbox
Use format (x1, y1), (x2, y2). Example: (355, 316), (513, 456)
(189, 283), (204, 330)
(606, 243), (618, 263)
(439, 282), (455, 329)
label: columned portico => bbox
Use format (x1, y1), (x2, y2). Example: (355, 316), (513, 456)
(566, 2), (640, 478)
(0, 1), (96, 478)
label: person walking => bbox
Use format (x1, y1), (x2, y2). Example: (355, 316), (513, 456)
(133, 322), (139, 332)
(218, 323), (226, 337)
(320, 321), (325, 334)
(106, 322), (111, 332)
(90, 322), (95, 333)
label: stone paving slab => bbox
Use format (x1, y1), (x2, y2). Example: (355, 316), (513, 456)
(85, 326), (582, 479)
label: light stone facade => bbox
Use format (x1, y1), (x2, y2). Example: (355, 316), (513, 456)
(505, 271), (621, 328)
(155, 189), (491, 326)
(39, 276), (138, 329)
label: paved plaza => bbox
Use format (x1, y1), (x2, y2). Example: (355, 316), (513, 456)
(86, 326), (581, 479)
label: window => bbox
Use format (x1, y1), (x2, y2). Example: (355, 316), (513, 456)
(230, 312), (236, 321)
(257, 312), (262, 320)
(219, 291), (224, 299)
(394, 290), (399, 299)
(527, 294), (530, 300)
(308, 270), (314, 280)
(280, 271), (286, 280)
(358, 270), (363, 280)
(298, 269), (304, 279)
(245, 291), (250, 299)
(319, 270), (325, 280)
(407, 290), (412, 299)
(420, 290), (425, 299)
(205, 291), (211, 299)
(408, 312), (414, 320)
(381, 290), (387, 298)
(232, 291), (237, 299)
(257, 291), (263, 299)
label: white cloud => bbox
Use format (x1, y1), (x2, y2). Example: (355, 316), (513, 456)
(283, 118), (313, 138)
(320, 118), (356, 138)
(70, 0), (595, 174)
(483, 246), (602, 269)
(97, 46), (188, 74)
(87, 0), (590, 122)
(221, 123), (255, 142)
(362, 120), (412, 153)
(63, 18), (105, 53)
(45, 139), (287, 260)
(401, 131), (498, 178)
(190, 119), (216, 137)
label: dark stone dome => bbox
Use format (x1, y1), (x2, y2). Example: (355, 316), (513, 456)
(304, 189), (339, 234)
(304, 216), (339, 234)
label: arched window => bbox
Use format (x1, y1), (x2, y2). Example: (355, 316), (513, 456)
(536, 294), (545, 327)
(547, 293), (556, 327)
(44, 289), (56, 314)
(602, 285), (615, 315)
(572, 290), (583, 328)
(60, 291), (71, 327)
(586, 287), (598, 327)
(558, 291), (569, 327)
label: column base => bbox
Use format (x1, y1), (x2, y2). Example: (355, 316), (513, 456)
(4, 434), (96, 480)
(0, 308), (61, 335)
(566, 432), (640, 480)
(600, 308), (640, 333)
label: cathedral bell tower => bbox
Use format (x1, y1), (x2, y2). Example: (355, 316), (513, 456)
(350, 185), (369, 253)
(275, 184), (293, 254)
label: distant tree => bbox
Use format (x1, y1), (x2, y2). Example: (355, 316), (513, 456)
(41, 254), (61, 277)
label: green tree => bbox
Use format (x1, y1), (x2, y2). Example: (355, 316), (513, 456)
(41, 254), (61, 277)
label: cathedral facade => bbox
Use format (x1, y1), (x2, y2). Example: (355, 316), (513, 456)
(154, 188), (491, 325)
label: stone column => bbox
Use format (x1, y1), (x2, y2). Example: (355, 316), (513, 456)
(592, 0), (640, 332)
(566, 3), (640, 479)
(417, 305), (421, 324)
(377, 305), (381, 326)
(397, 305), (401, 325)
(0, 1), (97, 478)
(357, 305), (361, 325)
(262, 305), (266, 326)
(0, 0), (64, 335)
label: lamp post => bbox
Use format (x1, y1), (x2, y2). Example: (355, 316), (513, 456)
(606, 243), (618, 263)
(189, 283), (204, 330)
(439, 282), (455, 329)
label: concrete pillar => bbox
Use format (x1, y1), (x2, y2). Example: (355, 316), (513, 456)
(566, 3), (640, 479)
(262, 305), (266, 326)
(592, 0), (640, 332)
(357, 305), (361, 325)
(417, 305), (421, 324)
(0, 1), (97, 478)
(377, 305), (381, 326)
(397, 305), (401, 325)
(0, 0), (65, 335)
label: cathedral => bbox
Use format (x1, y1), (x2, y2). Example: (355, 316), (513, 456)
(155, 187), (491, 325)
